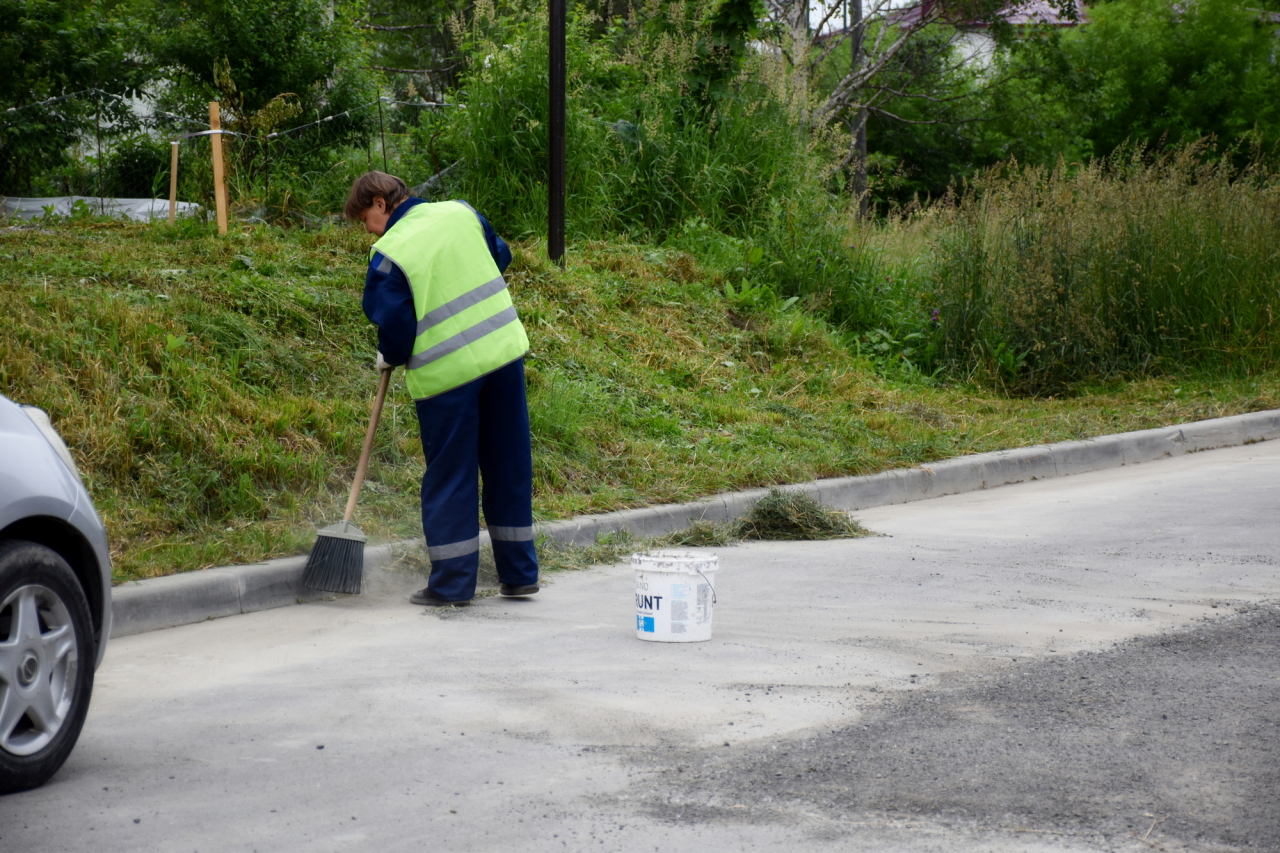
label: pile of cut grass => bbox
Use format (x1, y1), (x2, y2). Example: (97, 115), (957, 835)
(2, 216), (1277, 582)
(652, 489), (874, 548)
(735, 489), (873, 541)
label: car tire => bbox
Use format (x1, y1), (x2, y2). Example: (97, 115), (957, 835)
(0, 540), (96, 794)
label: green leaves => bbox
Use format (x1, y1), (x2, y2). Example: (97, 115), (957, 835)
(1013, 0), (1280, 162)
(442, 0), (815, 241)
(146, 0), (375, 119)
(0, 0), (145, 193)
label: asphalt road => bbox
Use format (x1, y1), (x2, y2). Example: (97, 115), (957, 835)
(651, 606), (1280, 852)
(2, 440), (1279, 852)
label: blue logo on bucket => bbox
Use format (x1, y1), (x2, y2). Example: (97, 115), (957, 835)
(637, 615), (655, 633)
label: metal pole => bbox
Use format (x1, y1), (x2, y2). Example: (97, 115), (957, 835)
(548, 0), (566, 266)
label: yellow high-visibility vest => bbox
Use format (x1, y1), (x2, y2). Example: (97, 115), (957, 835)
(372, 201), (529, 399)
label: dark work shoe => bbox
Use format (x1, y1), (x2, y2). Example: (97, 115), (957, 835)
(499, 583), (540, 598)
(409, 587), (470, 606)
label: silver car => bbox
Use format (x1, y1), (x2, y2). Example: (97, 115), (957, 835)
(0, 394), (112, 793)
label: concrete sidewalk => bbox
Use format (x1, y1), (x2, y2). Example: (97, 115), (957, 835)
(110, 409), (1280, 638)
(7, 436), (1279, 852)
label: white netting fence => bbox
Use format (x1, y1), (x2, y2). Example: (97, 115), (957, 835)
(0, 89), (458, 225)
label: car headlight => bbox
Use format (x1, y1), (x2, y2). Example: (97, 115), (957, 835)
(19, 406), (81, 479)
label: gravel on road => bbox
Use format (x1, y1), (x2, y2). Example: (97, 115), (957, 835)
(651, 605), (1280, 852)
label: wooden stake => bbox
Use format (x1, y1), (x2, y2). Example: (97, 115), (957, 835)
(168, 141), (180, 226)
(209, 101), (228, 235)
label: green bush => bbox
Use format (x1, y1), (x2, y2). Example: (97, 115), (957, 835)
(1066, 0), (1280, 158)
(982, 0), (1280, 169)
(100, 133), (172, 198)
(141, 0), (379, 221)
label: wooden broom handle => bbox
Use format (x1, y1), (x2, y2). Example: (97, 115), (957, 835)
(342, 367), (393, 524)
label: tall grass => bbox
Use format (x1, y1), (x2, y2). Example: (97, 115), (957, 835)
(929, 146), (1280, 394)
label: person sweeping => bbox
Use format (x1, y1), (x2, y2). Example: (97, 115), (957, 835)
(345, 171), (539, 606)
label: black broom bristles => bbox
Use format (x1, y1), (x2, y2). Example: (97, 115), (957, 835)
(301, 521), (367, 594)
(305, 367), (390, 595)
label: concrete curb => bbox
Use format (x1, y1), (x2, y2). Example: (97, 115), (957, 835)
(110, 543), (413, 638)
(110, 409), (1280, 638)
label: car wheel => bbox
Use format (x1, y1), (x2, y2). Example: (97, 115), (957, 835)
(0, 540), (95, 794)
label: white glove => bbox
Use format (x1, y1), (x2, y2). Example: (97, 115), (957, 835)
(375, 351), (392, 371)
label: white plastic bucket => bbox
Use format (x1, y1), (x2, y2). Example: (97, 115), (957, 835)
(633, 551), (718, 643)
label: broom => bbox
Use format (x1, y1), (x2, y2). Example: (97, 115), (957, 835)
(302, 365), (393, 594)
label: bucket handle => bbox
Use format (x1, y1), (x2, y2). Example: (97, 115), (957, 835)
(695, 567), (717, 604)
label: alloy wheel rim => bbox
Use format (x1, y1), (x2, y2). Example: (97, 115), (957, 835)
(0, 584), (79, 756)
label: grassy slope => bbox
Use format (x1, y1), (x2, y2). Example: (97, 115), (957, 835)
(2, 217), (1277, 582)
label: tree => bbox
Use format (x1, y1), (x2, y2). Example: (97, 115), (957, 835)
(763, 0), (1078, 208)
(146, 0), (377, 124)
(817, 23), (990, 204)
(0, 0), (145, 193)
(1063, 0), (1280, 156)
(357, 0), (470, 102)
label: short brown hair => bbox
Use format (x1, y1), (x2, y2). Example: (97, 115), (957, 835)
(344, 171), (410, 221)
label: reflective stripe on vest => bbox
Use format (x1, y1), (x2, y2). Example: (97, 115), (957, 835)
(414, 275), (508, 337)
(372, 201), (529, 399)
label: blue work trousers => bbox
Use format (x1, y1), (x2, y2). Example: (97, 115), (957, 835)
(415, 358), (539, 601)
